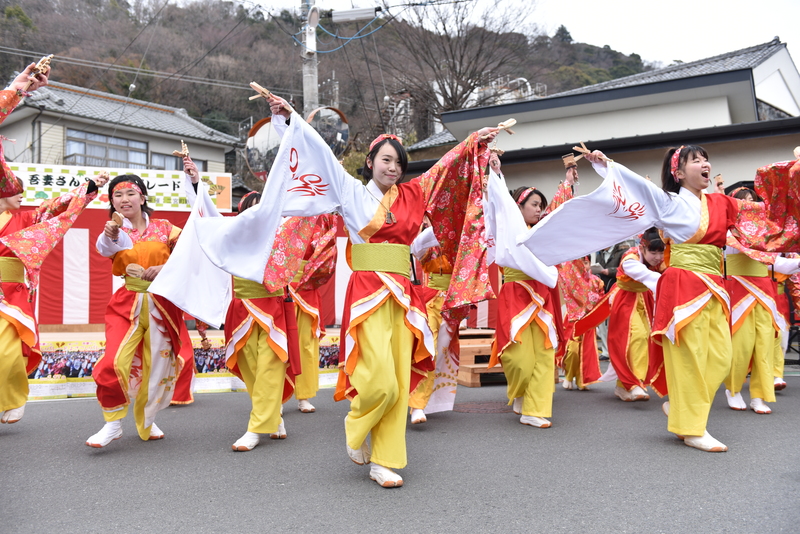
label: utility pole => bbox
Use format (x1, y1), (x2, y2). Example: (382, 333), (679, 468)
(301, 1), (320, 117)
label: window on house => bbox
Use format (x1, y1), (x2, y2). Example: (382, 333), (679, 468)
(64, 129), (148, 168)
(151, 153), (207, 172)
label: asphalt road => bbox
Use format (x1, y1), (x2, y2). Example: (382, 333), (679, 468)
(3, 377), (799, 533)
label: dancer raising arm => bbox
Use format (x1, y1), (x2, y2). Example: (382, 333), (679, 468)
(0, 64), (107, 425)
(249, 95), (498, 488)
(523, 145), (799, 452)
(87, 175), (193, 447)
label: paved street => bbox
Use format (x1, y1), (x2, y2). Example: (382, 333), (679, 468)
(3, 377), (799, 533)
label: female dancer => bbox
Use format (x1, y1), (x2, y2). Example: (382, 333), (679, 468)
(487, 161), (576, 428)
(558, 255), (604, 392)
(264, 96), (496, 487)
(223, 191), (310, 451)
(569, 146), (792, 451)
(0, 64), (109, 424)
(287, 213), (338, 414)
(87, 174), (193, 447)
(608, 227), (665, 401)
(723, 188), (800, 414)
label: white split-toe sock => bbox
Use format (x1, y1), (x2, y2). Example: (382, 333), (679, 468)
(519, 415), (551, 428)
(562, 379), (574, 390)
(630, 386), (649, 401)
(750, 398), (771, 414)
(148, 423), (164, 440)
(298, 399), (316, 413)
(410, 408), (427, 424)
(232, 431), (260, 451)
(683, 430), (728, 452)
(661, 401), (670, 416)
(369, 464), (403, 488)
(774, 377), (787, 391)
(0, 404), (25, 424)
(512, 397), (523, 414)
(86, 421), (123, 448)
(614, 386), (634, 401)
(725, 389), (747, 411)
(269, 418), (287, 439)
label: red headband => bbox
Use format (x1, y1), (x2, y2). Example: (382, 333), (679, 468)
(112, 181), (143, 195)
(669, 146), (684, 182)
(238, 191), (259, 212)
(517, 187), (537, 206)
(369, 134), (402, 152)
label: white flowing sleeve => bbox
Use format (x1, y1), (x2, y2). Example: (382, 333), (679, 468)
(622, 258), (660, 294)
(411, 227), (440, 260)
(774, 256), (800, 275)
(148, 179), (232, 328)
(96, 231), (133, 257)
(486, 169), (558, 287)
(519, 162), (680, 266)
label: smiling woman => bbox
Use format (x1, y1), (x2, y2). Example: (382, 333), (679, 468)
(87, 174), (193, 448)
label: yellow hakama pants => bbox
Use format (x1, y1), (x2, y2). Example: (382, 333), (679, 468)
(293, 308), (320, 401)
(237, 322), (287, 434)
(0, 316), (27, 413)
(662, 298), (731, 436)
(563, 338), (582, 388)
(725, 304), (776, 402)
(346, 298), (413, 470)
(101, 299), (163, 441)
(502, 322), (555, 418)
(774, 330), (785, 379)
(408, 294), (443, 410)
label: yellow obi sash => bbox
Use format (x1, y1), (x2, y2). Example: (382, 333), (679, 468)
(292, 260), (309, 284)
(670, 244), (722, 276)
(503, 267), (533, 283)
(427, 273), (451, 292)
(351, 243), (410, 278)
(616, 279), (649, 293)
(726, 253), (769, 278)
(233, 277), (284, 300)
(0, 257), (25, 284)
(125, 276), (151, 293)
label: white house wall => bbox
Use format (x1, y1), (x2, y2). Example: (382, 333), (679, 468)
(2, 116), (229, 170)
(753, 48), (800, 116)
(501, 97), (733, 151)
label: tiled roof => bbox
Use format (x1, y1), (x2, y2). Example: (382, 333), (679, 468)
(24, 80), (240, 145)
(407, 129), (456, 151)
(550, 38), (785, 98)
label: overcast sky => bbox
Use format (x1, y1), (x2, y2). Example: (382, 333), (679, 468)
(254, 0), (799, 67)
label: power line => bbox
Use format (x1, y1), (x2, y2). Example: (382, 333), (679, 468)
(0, 47), (298, 94)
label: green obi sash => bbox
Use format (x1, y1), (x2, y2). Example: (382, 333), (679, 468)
(0, 257), (25, 284)
(670, 244), (723, 276)
(233, 277), (284, 300)
(125, 276), (151, 293)
(726, 253), (769, 278)
(427, 273), (451, 292)
(351, 243), (410, 278)
(503, 267), (533, 283)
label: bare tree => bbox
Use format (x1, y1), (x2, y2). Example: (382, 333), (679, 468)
(386, 0), (540, 137)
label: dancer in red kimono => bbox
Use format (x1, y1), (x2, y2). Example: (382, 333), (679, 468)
(524, 145), (800, 451)
(558, 255), (604, 392)
(287, 213), (338, 414)
(722, 188), (800, 414)
(607, 228), (665, 401)
(87, 175), (193, 447)
(1, 64), (107, 425)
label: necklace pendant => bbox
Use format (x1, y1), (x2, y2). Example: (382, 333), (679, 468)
(386, 211), (396, 224)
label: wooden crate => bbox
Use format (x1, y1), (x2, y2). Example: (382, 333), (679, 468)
(456, 329), (504, 387)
